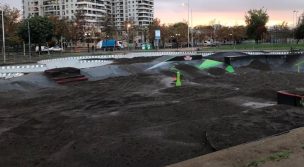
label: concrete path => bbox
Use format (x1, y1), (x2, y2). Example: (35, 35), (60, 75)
(167, 128), (304, 167)
(0, 51), (302, 77)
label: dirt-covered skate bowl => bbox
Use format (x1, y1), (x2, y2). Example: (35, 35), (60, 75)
(0, 53), (304, 167)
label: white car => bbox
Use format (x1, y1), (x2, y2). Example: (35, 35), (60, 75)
(35, 46), (49, 52)
(203, 41), (215, 47)
(49, 46), (63, 52)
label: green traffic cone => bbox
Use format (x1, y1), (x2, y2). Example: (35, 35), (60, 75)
(225, 65), (235, 73)
(176, 71), (182, 87)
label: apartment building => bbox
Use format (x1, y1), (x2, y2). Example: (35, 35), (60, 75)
(113, 0), (154, 30)
(23, 0), (154, 31)
(23, 0), (112, 28)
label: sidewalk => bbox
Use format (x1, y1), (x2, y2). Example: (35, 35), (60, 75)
(167, 128), (304, 167)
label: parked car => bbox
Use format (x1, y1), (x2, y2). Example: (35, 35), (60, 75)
(49, 46), (63, 52)
(35, 46), (49, 52)
(203, 41), (216, 47)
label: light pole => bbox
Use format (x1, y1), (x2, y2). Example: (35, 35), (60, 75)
(187, 0), (190, 48)
(176, 33), (180, 50)
(1, 9), (5, 63)
(85, 32), (90, 52)
(127, 23), (131, 51)
(295, 10), (299, 26)
(191, 8), (194, 49)
(293, 10), (299, 41)
(229, 33), (235, 50)
(27, 19), (31, 60)
(182, 1), (191, 48)
(170, 35), (174, 49)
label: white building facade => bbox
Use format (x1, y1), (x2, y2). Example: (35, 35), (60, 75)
(113, 0), (154, 30)
(23, 0), (154, 31)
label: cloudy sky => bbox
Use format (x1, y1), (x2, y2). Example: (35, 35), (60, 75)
(1, 0), (303, 26)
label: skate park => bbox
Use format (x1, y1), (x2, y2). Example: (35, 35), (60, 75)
(0, 50), (304, 167)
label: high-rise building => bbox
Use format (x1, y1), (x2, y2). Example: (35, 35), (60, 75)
(22, 0), (154, 31)
(22, 0), (112, 28)
(113, 0), (154, 30)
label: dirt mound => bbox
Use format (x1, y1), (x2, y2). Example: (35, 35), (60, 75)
(247, 59), (271, 71)
(206, 105), (304, 151)
(204, 52), (248, 61)
(113, 56), (159, 65)
(207, 68), (226, 75)
(160, 64), (210, 79)
(1, 63), (304, 167)
(176, 64), (209, 77)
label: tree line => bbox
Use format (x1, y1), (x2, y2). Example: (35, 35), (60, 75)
(1, 6), (304, 52)
(149, 8), (304, 48)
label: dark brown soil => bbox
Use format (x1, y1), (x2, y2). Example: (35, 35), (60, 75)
(247, 59), (271, 71)
(207, 67), (226, 75)
(0, 60), (304, 167)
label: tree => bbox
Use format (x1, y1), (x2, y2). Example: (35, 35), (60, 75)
(147, 18), (161, 44)
(270, 21), (291, 43)
(64, 11), (86, 48)
(231, 25), (247, 43)
(171, 22), (188, 47)
(2, 5), (22, 46)
(194, 25), (214, 42)
(101, 14), (116, 39)
(123, 20), (138, 44)
(48, 16), (69, 45)
(245, 8), (269, 43)
(215, 25), (230, 42)
(18, 16), (53, 52)
(159, 24), (170, 48)
(295, 13), (304, 44)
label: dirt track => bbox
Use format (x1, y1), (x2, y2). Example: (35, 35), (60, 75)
(0, 59), (304, 167)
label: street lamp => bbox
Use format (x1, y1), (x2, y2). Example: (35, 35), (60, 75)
(127, 23), (131, 50)
(27, 19), (31, 60)
(170, 35), (174, 49)
(187, 0), (190, 49)
(0, 8), (5, 63)
(191, 8), (194, 49)
(294, 10), (299, 27)
(229, 33), (235, 50)
(176, 33), (180, 50)
(85, 32), (91, 52)
(293, 10), (299, 42)
(182, 0), (191, 49)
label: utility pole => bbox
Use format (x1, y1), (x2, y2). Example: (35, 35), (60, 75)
(187, 0), (190, 48)
(191, 8), (194, 49)
(127, 23), (131, 51)
(28, 20), (31, 60)
(293, 10), (299, 42)
(1, 9), (6, 63)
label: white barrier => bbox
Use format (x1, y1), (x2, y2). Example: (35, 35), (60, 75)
(245, 51), (304, 56)
(0, 73), (24, 79)
(2, 51), (302, 75)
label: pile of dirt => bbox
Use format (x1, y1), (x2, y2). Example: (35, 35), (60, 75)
(207, 67), (226, 75)
(247, 59), (271, 71)
(175, 64), (209, 78)
(113, 56), (159, 65)
(206, 105), (303, 151)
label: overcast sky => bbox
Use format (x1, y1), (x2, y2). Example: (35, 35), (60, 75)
(1, 0), (303, 26)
